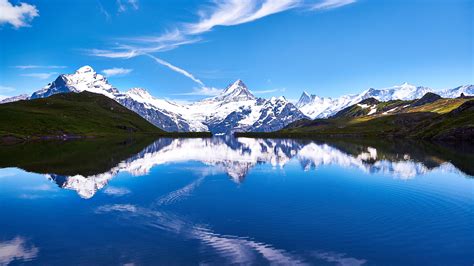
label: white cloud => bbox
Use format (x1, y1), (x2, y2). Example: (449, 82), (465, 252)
(89, 0), (357, 59)
(251, 88), (286, 94)
(128, 0), (139, 10)
(174, 87), (223, 96)
(117, 0), (138, 13)
(102, 67), (133, 77)
(116, 0), (126, 12)
(186, 0), (299, 35)
(311, 0), (356, 10)
(0, 0), (38, 28)
(20, 72), (57, 80)
(14, 65), (66, 69)
(88, 48), (139, 59)
(89, 0), (356, 88)
(0, 85), (15, 93)
(98, 1), (111, 21)
(146, 54), (205, 86)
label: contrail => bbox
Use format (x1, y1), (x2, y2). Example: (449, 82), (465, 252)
(145, 54), (205, 87)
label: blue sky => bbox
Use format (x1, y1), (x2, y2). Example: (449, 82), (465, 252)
(0, 0), (472, 101)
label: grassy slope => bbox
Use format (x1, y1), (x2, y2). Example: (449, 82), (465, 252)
(0, 91), (211, 142)
(236, 99), (474, 141)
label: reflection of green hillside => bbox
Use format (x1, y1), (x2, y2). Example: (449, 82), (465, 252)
(0, 137), (156, 176)
(313, 138), (474, 177)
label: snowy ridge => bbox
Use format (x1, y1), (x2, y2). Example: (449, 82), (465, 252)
(2, 65), (472, 130)
(7, 66), (305, 133)
(0, 94), (29, 104)
(297, 83), (474, 119)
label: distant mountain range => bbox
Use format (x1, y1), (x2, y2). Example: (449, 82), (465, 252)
(1, 66), (472, 133)
(296, 82), (474, 119)
(238, 93), (474, 141)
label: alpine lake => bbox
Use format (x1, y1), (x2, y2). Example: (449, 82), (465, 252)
(0, 137), (472, 265)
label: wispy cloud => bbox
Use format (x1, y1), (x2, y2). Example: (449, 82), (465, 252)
(174, 87), (223, 96)
(186, 0), (299, 35)
(116, 0), (126, 12)
(20, 72), (58, 80)
(89, 0), (356, 87)
(128, 0), (139, 10)
(0, 0), (39, 28)
(14, 65), (67, 69)
(0, 85), (15, 93)
(117, 0), (138, 13)
(311, 0), (356, 10)
(97, 1), (111, 21)
(251, 88), (286, 94)
(146, 54), (205, 86)
(102, 67), (133, 77)
(89, 0), (356, 57)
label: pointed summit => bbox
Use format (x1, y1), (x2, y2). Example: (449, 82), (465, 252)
(296, 91), (312, 107)
(126, 87), (153, 99)
(213, 79), (255, 102)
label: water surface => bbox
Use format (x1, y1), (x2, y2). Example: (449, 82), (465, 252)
(0, 137), (473, 265)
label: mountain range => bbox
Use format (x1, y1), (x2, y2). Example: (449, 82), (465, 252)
(1, 65), (472, 133)
(296, 82), (474, 119)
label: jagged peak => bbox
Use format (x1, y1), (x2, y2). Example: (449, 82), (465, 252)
(213, 79), (255, 101)
(396, 82), (417, 89)
(296, 91), (313, 107)
(270, 96), (287, 102)
(223, 79), (249, 93)
(233, 79), (246, 87)
(75, 65), (95, 74)
(128, 87), (149, 95)
(126, 87), (153, 99)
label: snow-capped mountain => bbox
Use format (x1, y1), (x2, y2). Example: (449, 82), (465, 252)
(120, 78), (307, 133)
(0, 94), (29, 104)
(188, 80), (307, 133)
(30, 66), (120, 99)
(6, 66), (306, 134)
(439, 85), (474, 98)
(3, 65), (472, 129)
(297, 83), (473, 119)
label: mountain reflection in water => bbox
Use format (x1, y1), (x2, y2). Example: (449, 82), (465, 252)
(1, 137), (472, 199)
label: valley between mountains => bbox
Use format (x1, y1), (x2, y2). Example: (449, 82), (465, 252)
(1, 65), (473, 141)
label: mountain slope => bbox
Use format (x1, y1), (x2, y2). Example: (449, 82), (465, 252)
(237, 97), (474, 142)
(4, 66), (306, 134)
(3, 65), (472, 134)
(0, 91), (193, 142)
(296, 83), (474, 119)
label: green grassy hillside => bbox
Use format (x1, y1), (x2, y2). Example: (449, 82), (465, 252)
(236, 99), (474, 142)
(0, 91), (211, 142)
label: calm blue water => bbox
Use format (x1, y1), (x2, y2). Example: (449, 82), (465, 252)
(0, 138), (473, 265)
